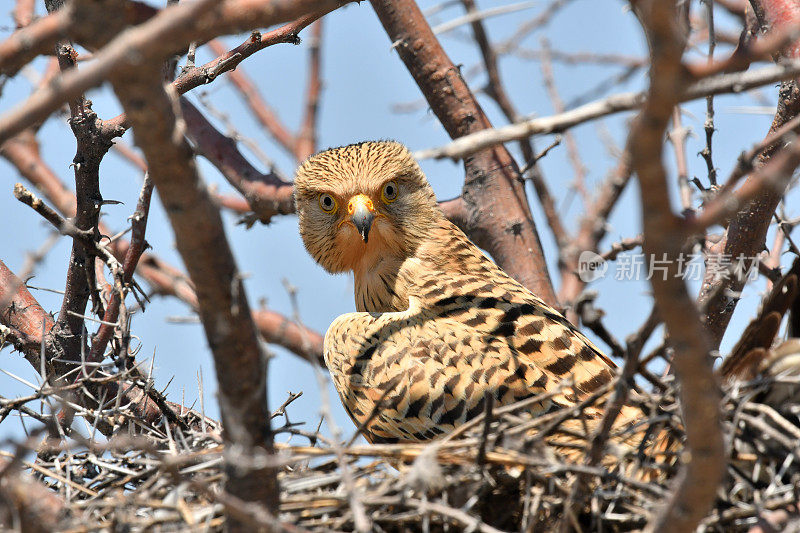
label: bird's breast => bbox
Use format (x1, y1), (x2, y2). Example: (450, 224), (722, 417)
(353, 260), (411, 313)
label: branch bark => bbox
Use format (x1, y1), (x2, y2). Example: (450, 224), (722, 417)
(698, 0), (800, 346)
(48, 38), (112, 374)
(0, 0), (350, 144)
(110, 54), (278, 528)
(627, 2), (724, 531)
(370, 0), (556, 306)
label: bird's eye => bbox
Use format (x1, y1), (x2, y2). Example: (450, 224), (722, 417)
(381, 181), (399, 203)
(318, 193), (337, 213)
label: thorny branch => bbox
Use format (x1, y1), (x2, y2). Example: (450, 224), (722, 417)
(1, 126), (325, 365)
(698, 0), (800, 347)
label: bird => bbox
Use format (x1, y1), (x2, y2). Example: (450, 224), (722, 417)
(294, 140), (636, 456)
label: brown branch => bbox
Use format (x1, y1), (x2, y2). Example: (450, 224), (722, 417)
(458, 1), (572, 269)
(211, 17), (326, 165)
(253, 310), (324, 366)
(0, 259), (56, 374)
(110, 53), (277, 525)
(181, 98), (295, 224)
(370, 0), (557, 306)
(214, 193), (253, 215)
(12, 0), (36, 29)
(132, 249), (327, 366)
(698, 0), (800, 347)
(0, 0), (351, 144)
(295, 20), (323, 161)
(627, 2), (724, 532)
(87, 175), (153, 364)
(49, 37), (112, 375)
(535, 38), (632, 316)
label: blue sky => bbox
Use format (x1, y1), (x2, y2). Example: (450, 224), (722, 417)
(0, 1), (794, 444)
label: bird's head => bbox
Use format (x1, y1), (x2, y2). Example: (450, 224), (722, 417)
(294, 141), (440, 273)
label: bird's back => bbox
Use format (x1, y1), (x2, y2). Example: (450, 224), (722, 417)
(325, 218), (627, 450)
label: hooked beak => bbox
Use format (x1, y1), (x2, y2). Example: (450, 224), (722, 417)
(347, 194), (375, 243)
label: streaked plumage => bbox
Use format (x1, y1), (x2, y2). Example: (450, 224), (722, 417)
(294, 141), (627, 449)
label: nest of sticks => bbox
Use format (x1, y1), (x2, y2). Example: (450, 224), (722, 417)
(2, 267), (800, 532)
(0, 359), (798, 532)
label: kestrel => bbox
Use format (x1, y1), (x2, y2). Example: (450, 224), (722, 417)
(294, 141), (627, 450)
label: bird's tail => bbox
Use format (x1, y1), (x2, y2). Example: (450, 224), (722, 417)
(541, 403), (681, 481)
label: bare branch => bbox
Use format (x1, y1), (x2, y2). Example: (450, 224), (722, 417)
(371, 0), (557, 305)
(698, 0), (800, 346)
(110, 57), (277, 526)
(296, 20), (324, 161)
(627, 2), (724, 531)
(181, 98), (295, 224)
(414, 59), (800, 161)
(0, 0), (351, 144)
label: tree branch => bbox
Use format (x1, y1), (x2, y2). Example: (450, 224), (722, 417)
(697, 0), (800, 347)
(627, 2), (724, 531)
(2, 128), (325, 366)
(0, 0), (351, 144)
(181, 98), (295, 224)
(295, 20), (324, 161)
(110, 55), (277, 526)
(370, 0), (556, 305)
(415, 59), (800, 161)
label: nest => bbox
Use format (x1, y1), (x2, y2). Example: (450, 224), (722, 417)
(2, 265), (799, 532)
(2, 364), (800, 533)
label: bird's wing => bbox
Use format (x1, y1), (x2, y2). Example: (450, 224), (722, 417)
(414, 223), (617, 403)
(514, 310), (617, 401)
(324, 310), (553, 443)
(431, 290), (617, 405)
